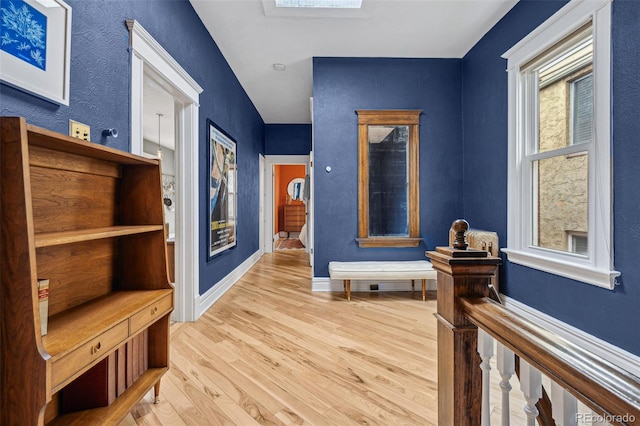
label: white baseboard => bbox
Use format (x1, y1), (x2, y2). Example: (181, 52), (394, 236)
(503, 296), (640, 376)
(311, 277), (436, 293)
(197, 250), (262, 318)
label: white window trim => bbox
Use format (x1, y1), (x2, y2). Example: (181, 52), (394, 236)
(501, 0), (619, 289)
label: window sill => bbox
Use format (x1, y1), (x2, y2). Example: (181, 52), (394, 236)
(501, 248), (619, 290)
(356, 237), (423, 248)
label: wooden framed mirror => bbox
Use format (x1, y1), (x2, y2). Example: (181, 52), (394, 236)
(356, 110), (422, 248)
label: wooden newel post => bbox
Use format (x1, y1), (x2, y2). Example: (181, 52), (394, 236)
(426, 219), (501, 426)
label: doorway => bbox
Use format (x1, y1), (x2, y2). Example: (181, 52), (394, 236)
(129, 20), (202, 322)
(274, 164), (306, 250)
(264, 155), (311, 261)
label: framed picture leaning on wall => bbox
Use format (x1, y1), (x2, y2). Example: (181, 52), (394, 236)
(0, 0), (71, 105)
(207, 119), (237, 259)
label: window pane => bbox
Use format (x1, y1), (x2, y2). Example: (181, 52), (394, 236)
(368, 125), (409, 236)
(537, 37), (592, 153)
(569, 234), (588, 255)
(571, 74), (593, 145)
(532, 152), (588, 253)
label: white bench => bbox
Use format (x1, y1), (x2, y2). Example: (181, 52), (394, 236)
(328, 260), (437, 301)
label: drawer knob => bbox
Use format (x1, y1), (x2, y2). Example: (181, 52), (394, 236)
(91, 342), (102, 354)
(152, 306), (158, 314)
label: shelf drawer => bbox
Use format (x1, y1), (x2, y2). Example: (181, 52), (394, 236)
(130, 294), (173, 335)
(51, 320), (128, 390)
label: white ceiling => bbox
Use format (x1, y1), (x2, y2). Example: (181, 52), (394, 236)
(189, 0), (518, 124)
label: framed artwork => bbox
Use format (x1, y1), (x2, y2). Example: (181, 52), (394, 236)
(0, 0), (72, 105)
(207, 119), (237, 259)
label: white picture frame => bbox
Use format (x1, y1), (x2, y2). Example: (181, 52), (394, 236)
(0, 0), (72, 105)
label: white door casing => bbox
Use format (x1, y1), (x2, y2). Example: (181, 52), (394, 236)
(128, 20), (203, 322)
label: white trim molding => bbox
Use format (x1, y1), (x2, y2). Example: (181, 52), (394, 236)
(198, 250), (262, 317)
(127, 19), (203, 322)
(503, 296), (640, 377)
(501, 0), (618, 289)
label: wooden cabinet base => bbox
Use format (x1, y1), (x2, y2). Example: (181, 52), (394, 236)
(49, 368), (167, 425)
(61, 356), (117, 413)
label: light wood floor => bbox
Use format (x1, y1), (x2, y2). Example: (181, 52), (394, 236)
(120, 250), (439, 425)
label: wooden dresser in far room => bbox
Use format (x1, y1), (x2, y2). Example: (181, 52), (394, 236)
(283, 204), (305, 233)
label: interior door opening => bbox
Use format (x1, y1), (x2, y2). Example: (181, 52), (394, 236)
(264, 155), (311, 264)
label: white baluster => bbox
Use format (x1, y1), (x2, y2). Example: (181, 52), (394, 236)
(550, 380), (578, 426)
(519, 359), (542, 426)
(478, 329), (494, 426)
(496, 344), (515, 426)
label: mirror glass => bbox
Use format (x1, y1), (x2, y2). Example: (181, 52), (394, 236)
(368, 125), (409, 236)
(287, 177), (305, 201)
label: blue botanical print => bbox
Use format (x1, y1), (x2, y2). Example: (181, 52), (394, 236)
(1, 0), (47, 70)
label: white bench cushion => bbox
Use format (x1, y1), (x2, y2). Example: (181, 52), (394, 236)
(328, 260), (435, 280)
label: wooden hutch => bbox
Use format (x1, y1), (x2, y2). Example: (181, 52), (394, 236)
(0, 117), (174, 424)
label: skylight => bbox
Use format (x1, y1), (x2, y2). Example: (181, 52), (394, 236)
(275, 0), (362, 9)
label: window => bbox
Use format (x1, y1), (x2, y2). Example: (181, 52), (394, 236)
(571, 73), (594, 146)
(568, 232), (588, 256)
(502, 0), (618, 289)
(356, 110), (422, 248)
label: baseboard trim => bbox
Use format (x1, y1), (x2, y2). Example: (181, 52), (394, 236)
(503, 296), (640, 376)
(311, 277), (436, 293)
(197, 250), (262, 318)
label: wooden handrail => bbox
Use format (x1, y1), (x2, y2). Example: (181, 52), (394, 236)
(462, 297), (640, 424)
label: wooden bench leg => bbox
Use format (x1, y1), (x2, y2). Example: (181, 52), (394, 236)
(422, 279), (426, 301)
(345, 279), (351, 301)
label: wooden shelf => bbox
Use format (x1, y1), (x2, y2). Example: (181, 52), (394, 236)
(43, 290), (172, 360)
(35, 225), (164, 248)
(26, 124), (159, 166)
(48, 367), (168, 426)
(1, 117), (172, 425)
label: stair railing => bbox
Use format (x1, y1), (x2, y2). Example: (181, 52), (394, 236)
(426, 220), (640, 426)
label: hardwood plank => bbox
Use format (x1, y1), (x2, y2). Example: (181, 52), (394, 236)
(122, 251), (440, 425)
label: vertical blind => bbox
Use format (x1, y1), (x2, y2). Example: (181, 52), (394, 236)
(572, 73), (594, 145)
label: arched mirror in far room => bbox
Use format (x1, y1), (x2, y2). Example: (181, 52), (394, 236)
(287, 177), (305, 201)
(356, 110), (422, 248)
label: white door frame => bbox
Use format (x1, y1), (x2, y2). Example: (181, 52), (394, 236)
(128, 20), (203, 322)
(259, 154), (265, 256)
(264, 155), (310, 254)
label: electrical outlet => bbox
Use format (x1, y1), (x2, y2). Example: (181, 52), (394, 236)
(370, 284), (379, 291)
(69, 120), (90, 141)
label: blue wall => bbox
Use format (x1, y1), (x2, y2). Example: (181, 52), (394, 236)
(462, 0), (640, 355)
(312, 57), (464, 277)
(0, 0), (265, 296)
(265, 124), (312, 155)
